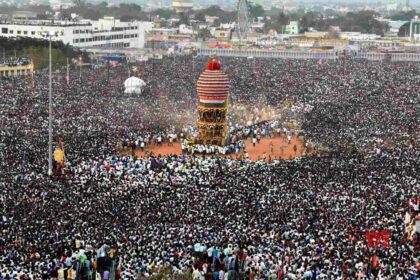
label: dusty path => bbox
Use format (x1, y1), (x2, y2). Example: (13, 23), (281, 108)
(130, 136), (304, 161)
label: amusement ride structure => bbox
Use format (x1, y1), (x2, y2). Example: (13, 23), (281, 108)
(237, 0), (250, 44)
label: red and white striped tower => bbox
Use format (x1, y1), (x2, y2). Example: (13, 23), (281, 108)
(196, 59), (230, 146)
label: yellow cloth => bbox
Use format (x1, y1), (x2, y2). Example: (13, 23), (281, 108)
(54, 148), (65, 164)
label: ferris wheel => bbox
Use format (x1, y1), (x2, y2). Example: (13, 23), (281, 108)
(237, 0), (250, 44)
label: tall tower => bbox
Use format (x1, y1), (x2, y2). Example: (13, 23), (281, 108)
(173, 0), (193, 13)
(196, 59), (230, 146)
(237, 0), (250, 43)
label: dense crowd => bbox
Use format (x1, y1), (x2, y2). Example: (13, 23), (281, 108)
(0, 55), (419, 279)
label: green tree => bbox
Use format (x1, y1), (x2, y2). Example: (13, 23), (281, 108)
(398, 22), (411, 37)
(152, 8), (172, 19)
(277, 12), (289, 26)
(390, 10), (417, 21)
(249, 3), (265, 20)
(179, 12), (190, 25)
(0, 37), (86, 70)
(197, 28), (211, 40)
(194, 12), (206, 22)
(72, 0), (84, 7)
(201, 5), (224, 17)
(326, 27), (340, 39)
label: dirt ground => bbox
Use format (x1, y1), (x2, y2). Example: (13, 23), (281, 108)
(132, 136), (304, 161)
(243, 136), (303, 161)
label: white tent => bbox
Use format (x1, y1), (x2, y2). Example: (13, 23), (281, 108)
(124, 77), (146, 94)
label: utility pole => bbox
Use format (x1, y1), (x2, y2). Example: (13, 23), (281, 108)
(79, 56), (82, 81)
(66, 57), (69, 85)
(151, 40), (155, 95)
(107, 60), (110, 83)
(48, 37), (53, 176)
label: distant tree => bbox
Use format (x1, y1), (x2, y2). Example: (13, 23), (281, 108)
(60, 10), (71, 20)
(266, 12), (290, 33)
(0, 37), (86, 69)
(98, 1), (107, 8)
(178, 12), (190, 26)
(299, 11), (322, 31)
(300, 16), (309, 32)
(194, 12), (206, 22)
(22, 4), (52, 14)
(201, 5), (224, 17)
(277, 12), (289, 26)
(72, 0), (85, 7)
(319, 11), (390, 36)
(398, 22), (411, 37)
(390, 10), (417, 21)
(113, 3), (143, 20)
(79, 8), (101, 20)
(326, 27), (339, 39)
(197, 28), (211, 40)
(121, 3), (141, 12)
(152, 8), (172, 20)
(196, 6), (236, 23)
(249, 3), (265, 20)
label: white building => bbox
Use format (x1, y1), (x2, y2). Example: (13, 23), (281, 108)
(179, 24), (194, 34)
(285, 21), (299, 35)
(0, 17), (153, 49)
(410, 17), (420, 42)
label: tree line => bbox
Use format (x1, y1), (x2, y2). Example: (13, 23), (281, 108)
(0, 37), (88, 69)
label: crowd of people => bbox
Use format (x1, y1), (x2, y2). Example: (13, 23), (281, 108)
(0, 55), (419, 279)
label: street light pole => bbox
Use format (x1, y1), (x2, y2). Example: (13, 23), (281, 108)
(66, 57), (69, 85)
(48, 37), (53, 176)
(79, 57), (82, 80)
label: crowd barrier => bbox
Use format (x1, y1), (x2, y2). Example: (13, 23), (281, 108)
(355, 53), (386, 61)
(196, 48), (338, 60)
(390, 53), (420, 62)
(196, 48), (420, 62)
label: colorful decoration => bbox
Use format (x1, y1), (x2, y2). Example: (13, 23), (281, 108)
(196, 59), (230, 146)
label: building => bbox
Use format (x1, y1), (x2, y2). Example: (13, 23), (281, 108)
(146, 32), (195, 49)
(409, 17), (420, 42)
(205, 16), (219, 24)
(0, 58), (34, 77)
(173, 0), (193, 13)
(0, 17), (153, 49)
(179, 24), (194, 35)
(12, 11), (38, 21)
(304, 32), (328, 39)
(213, 28), (232, 41)
(285, 21), (299, 35)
